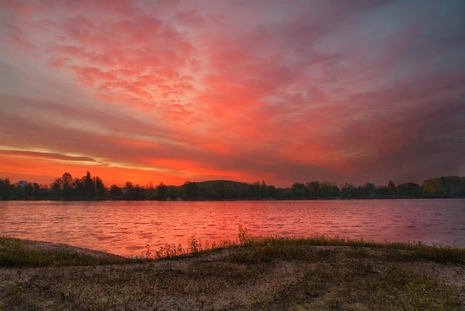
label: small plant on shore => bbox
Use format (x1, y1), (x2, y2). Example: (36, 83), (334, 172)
(155, 243), (184, 258)
(188, 236), (202, 254)
(238, 225), (252, 245)
(144, 244), (152, 258)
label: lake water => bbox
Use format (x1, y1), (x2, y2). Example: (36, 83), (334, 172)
(1, 199), (464, 257)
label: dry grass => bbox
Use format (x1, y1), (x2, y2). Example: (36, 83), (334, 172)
(1, 233), (464, 310)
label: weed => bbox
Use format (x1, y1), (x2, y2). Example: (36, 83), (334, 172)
(188, 236), (201, 254)
(238, 225), (252, 245)
(144, 244), (152, 258)
(155, 243), (184, 259)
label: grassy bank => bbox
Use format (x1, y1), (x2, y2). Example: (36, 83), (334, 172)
(0, 236), (134, 267)
(1, 233), (464, 310)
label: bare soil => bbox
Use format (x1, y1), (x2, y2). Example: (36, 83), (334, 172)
(1, 240), (464, 310)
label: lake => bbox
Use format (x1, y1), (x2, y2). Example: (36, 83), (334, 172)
(1, 199), (464, 257)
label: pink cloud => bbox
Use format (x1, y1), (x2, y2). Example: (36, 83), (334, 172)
(1, 0), (464, 187)
(3, 0), (31, 15)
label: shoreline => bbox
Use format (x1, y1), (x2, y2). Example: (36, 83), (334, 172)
(2, 196), (463, 201)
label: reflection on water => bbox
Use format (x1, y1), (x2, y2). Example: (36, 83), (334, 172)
(0, 199), (464, 257)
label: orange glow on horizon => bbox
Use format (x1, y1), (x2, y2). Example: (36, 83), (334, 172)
(0, 152), (269, 187)
(0, 154), (181, 187)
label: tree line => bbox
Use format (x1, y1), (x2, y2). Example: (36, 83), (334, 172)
(0, 171), (464, 201)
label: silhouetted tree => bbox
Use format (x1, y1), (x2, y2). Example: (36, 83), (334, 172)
(32, 183), (46, 199)
(259, 181), (268, 199)
(59, 172), (73, 198)
(361, 182), (375, 197)
(291, 183), (307, 199)
(21, 182), (34, 199)
(156, 183), (168, 200)
(340, 183), (356, 199)
(422, 178), (438, 196)
(72, 178), (84, 198)
(50, 177), (63, 197)
(247, 181), (261, 199)
(319, 182), (340, 198)
(124, 181), (135, 199)
(183, 181), (199, 200)
(214, 181), (227, 199)
(396, 182), (422, 197)
(451, 177), (465, 197)
(306, 181), (320, 197)
(134, 185), (145, 200)
(0, 178), (13, 199)
(82, 171), (96, 199)
(421, 176), (465, 197)
(373, 185), (390, 198)
(168, 186), (180, 200)
(145, 182), (156, 199)
(267, 185), (277, 198)
(94, 176), (105, 197)
(387, 180), (396, 195)
(109, 185), (123, 198)
(272, 187), (286, 200)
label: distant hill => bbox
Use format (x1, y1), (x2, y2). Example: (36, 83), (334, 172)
(180, 180), (250, 200)
(195, 180), (249, 187)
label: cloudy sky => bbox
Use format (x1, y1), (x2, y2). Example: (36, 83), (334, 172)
(0, 0), (464, 187)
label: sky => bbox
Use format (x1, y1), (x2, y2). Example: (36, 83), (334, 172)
(0, 0), (464, 188)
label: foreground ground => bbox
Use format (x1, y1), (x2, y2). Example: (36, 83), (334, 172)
(1, 235), (464, 311)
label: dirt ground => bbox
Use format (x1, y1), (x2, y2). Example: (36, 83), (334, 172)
(1, 240), (464, 310)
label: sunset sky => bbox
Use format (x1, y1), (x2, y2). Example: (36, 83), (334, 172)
(0, 0), (464, 187)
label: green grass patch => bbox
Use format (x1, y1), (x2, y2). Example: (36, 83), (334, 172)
(0, 236), (134, 267)
(235, 226), (465, 264)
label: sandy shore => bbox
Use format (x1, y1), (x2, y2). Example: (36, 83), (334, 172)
(1, 238), (464, 310)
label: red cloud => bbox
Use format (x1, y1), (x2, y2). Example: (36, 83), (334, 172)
(1, 0), (464, 187)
